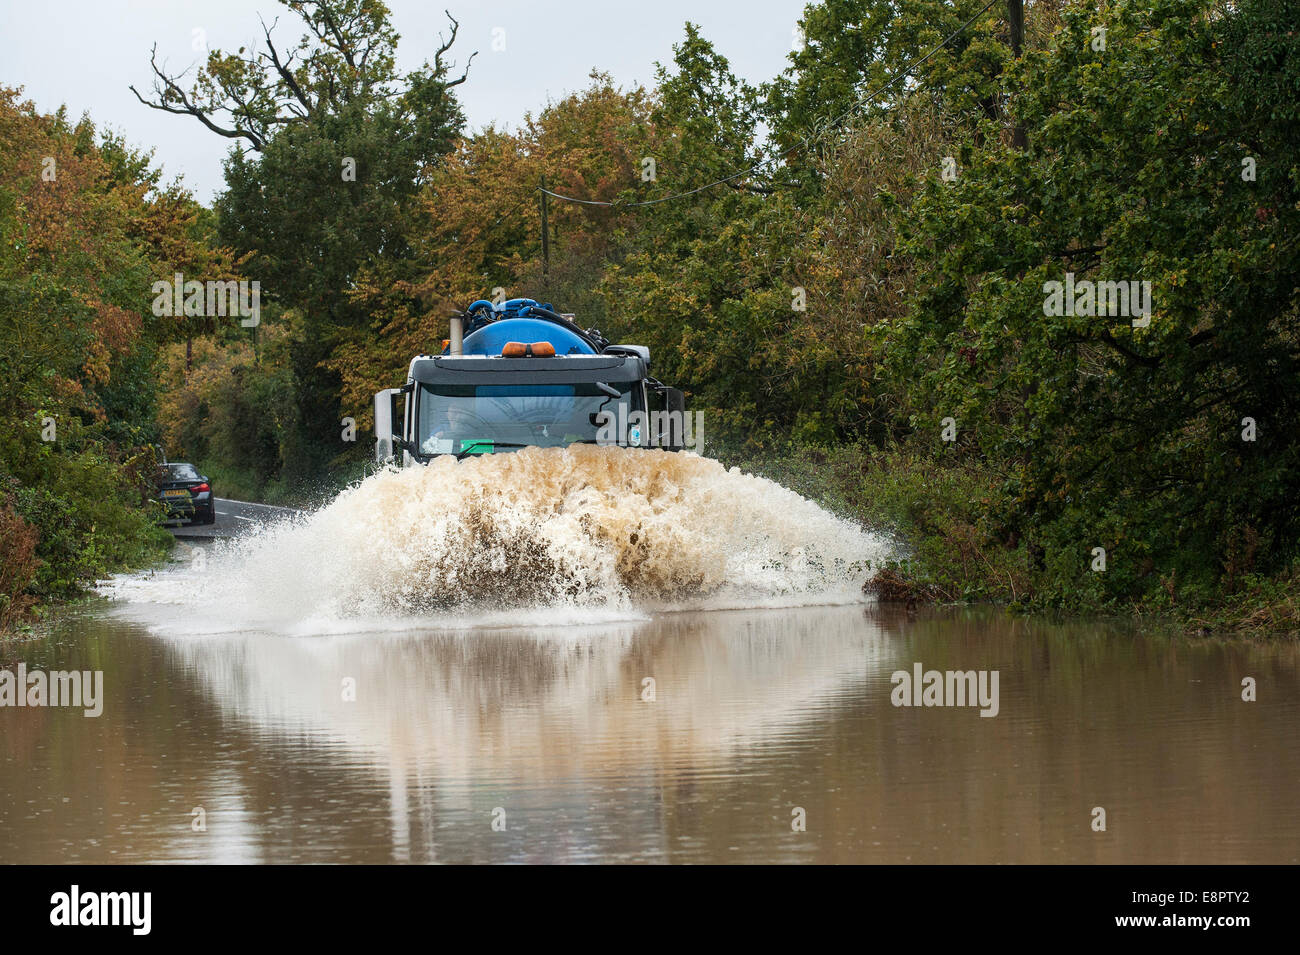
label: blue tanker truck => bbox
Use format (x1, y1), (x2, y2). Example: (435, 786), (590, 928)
(374, 297), (691, 464)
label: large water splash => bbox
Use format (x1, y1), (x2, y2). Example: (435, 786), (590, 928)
(102, 446), (889, 633)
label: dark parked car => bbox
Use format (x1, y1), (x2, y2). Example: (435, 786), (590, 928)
(157, 463), (214, 525)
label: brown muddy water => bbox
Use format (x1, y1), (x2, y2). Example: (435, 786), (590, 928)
(2, 449), (1297, 863)
(2, 603), (1296, 864)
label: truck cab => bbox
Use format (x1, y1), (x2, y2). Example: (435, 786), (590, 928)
(374, 298), (688, 464)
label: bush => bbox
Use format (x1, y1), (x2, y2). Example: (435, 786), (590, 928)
(0, 498), (38, 630)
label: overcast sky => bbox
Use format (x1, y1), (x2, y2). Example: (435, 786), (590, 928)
(2, 0), (810, 203)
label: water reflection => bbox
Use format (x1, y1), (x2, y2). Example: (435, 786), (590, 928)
(161, 606), (896, 862)
(1, 605), (1297, 863)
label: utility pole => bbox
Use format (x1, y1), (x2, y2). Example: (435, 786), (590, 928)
(1009, 0), (1027, 150)
(539, 175), (550, 289)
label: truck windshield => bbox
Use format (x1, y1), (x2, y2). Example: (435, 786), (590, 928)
(417, 382), (637, 457)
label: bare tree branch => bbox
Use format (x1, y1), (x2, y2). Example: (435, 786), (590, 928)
(259, 15), (314, 115)
(434, 10), (460, 66)
(436, 10), (476, 87)
(446, 50), (476, 89)
(131, 4), (472, 150)
(129, 45), (266, 149)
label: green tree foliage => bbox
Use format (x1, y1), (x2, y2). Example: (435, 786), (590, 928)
(138, 0), (1299, 622)
(596, 27), (785, 440)
(324, 72), (656, 419)
(883, 0), (1300, 606)
(135, 0), (472, 486)
(766, 0), (1013, 195)
(0, 89), (215, 609)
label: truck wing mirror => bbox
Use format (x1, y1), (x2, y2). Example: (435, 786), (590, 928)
(374, 388), (403, 463)
(652, 387), (687, 450)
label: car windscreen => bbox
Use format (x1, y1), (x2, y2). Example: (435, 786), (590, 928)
(417, 382), (636, 456)
(162, 464), (201, 482)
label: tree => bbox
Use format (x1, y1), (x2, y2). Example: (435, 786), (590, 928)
(883, 0), (1300, 604)
(131, 0), (471, 152)
(0, 88), (218, 603)
(325, 74), (658, 419)
(766, 0), (1013, 195)
(134, 0), (473, 486)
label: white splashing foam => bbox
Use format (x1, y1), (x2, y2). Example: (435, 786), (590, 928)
(100, 446), (889, 634)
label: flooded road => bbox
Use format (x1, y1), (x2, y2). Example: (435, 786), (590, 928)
(3, 603), (1297, 864)
(3, 451), (1296, 863)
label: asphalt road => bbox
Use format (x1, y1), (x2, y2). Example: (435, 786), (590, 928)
(169, 497), (300, 541)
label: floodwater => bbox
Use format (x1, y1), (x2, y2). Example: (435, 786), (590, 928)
(2, 448), (1297, 863)
(2, 604), (1296, 864)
